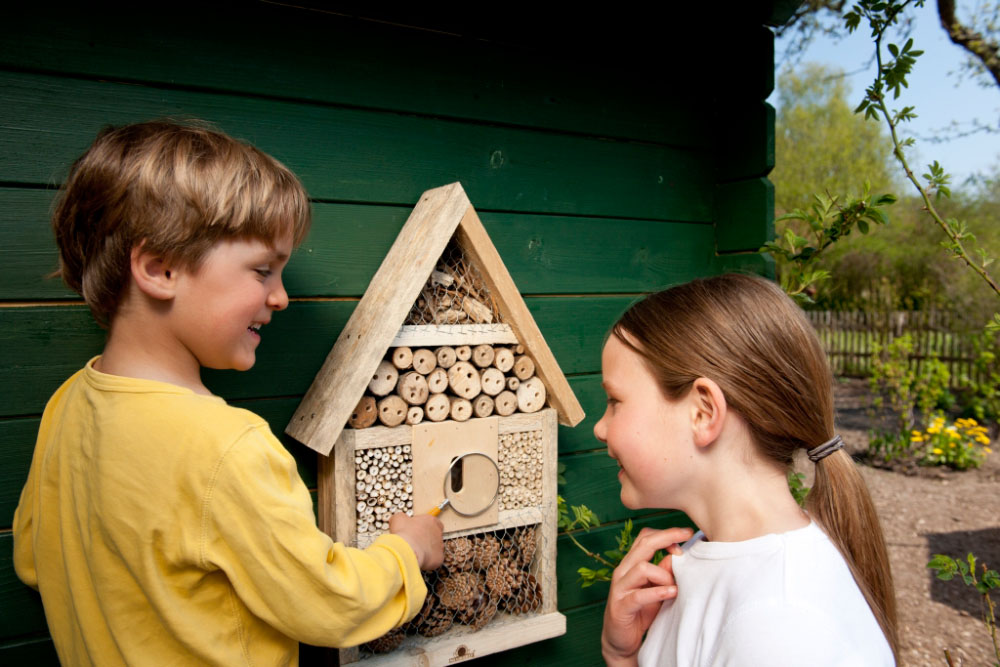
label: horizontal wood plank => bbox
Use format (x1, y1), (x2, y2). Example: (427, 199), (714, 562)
(0, 187), (717, 301)
(0, 636), (58, 665)
(0, 533), (48, 639)
(0, 4), (714, 149)
(714, 178), (775, 253)
(0, 297), (639, 417)
(0, 72), (714, 222)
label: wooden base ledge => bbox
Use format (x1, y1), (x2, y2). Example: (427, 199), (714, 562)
(353, 612), (567, 666)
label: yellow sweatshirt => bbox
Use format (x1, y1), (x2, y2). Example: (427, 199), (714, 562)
(13, 358), (426, 666)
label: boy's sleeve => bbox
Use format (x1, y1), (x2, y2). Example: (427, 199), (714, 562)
(12, 427), (45, 590)
(200, 425), (426, 648)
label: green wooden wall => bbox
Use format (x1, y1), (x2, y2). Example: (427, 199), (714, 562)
(0, 3), (781, 663)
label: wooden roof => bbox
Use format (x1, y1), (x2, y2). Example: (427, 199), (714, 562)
(286, 182), (585, 455)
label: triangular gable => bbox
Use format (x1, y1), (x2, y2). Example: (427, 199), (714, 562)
(286, 182), (584, 455)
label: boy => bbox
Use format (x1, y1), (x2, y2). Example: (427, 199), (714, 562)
(13, 120), (443, 665)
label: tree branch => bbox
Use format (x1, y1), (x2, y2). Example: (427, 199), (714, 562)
(937, 0), (1000, 88)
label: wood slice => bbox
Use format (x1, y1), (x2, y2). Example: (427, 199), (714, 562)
(461, 296), (493, 324)
(368, 360), (399, 396)
(447, 361), (481, 399)
(391, 346), (413, 370)
(494, 390), (517, 416)
(397, 371), (429, 405)
(516, 377), (546, 413)
(449, 397), (473, 422)
(431, 269), (455, 287)
(406, 406), (424, 425)
(412, 349), (437, 375)
(472, 344), (495, 368)
(513, 355), (535, 381)
(493, 347), (514, 373)
(347, 395), (377, 429)
(455, 345), (472, 361)
(513, 344), (525, 355)
(473, 394), (495, 418)
(506, 376), (520, 391)
(480, 367), (505, 396)
(435, 346), (457, 369)
(377, 395), (408, 427)
(426, 367), (448, 394)
(424, 393), (450, 422)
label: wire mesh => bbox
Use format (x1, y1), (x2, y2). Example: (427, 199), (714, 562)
(405, 238), (503, 326)
(359, 522), (548, 657)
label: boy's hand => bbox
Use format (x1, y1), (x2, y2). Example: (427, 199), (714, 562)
(388, 513), (444, 570)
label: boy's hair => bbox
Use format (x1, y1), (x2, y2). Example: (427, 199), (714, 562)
(612, 273), (899, 661)
(52, 120), (312, 326)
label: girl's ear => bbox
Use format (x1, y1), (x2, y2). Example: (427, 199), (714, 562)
(689, 377), (727, 448)
(130, 245), (176, 301)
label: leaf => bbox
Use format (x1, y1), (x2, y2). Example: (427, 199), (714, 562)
(928, 554), (958, 580)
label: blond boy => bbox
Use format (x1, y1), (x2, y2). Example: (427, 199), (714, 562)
(13, 121), (443, 666)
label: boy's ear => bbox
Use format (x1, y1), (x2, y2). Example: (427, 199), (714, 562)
(689, 377), (727, 448)
(130, 245), (177, 301)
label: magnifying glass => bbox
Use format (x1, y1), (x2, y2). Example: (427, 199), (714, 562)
(428, 451), (500, 517)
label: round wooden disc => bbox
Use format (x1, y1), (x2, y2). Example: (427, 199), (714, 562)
(450, 397), (472, 422)
(368, 360), (399, 396)
(455, 345), (472, 361)
(447, 361), (481, 399)
(473, 394), (495, 418)
(435, 346), (457, 369)
(348, 395), (377, 429)
(424, 393), (450, 422)
(412, 349), (437, 375)
(516, 377), (546, 413)
(391, 346), (413, 370)
(513, 355), (535, 381)
(377, 395), (408, 427)
(397, 371), (429, 405)
(426, 367), (448, 393)
(494, 390), (517, 416)
(406, 405), (425, 425)
(493, 347), (514, 373)
(506, 376), (520, 391)
(472, 344), (495, 368)
(480, 367), (505, 396)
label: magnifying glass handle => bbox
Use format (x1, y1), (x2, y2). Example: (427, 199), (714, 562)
(429, 498), (451, 517)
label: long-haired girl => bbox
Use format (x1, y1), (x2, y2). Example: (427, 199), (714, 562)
(598, 274), (896, 666)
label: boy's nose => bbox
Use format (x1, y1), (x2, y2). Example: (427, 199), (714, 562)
(593, 414), (607, 444)
(268, 280), (289, 311)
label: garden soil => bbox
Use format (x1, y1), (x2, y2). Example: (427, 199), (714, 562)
(812, 379), (1000, 666)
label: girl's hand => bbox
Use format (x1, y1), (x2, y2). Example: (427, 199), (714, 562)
(601, 526), (694, 666)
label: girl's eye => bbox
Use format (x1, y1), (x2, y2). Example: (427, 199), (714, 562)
(255, 268), (272, 278)
(606, 397), (619, 407)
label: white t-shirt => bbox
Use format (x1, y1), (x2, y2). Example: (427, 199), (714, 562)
(637, 522), (894, 667)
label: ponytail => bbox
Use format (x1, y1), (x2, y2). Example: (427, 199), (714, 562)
(809, 449), (899, 660)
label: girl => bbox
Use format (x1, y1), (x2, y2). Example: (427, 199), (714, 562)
(597, 274), (896, 666)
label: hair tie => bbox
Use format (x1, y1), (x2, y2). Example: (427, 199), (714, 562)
(807, 435), (843, 463)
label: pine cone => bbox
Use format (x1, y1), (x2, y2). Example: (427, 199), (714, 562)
(484, 560), (519, 598)
(470, 534), (501, 571)
(515, 526), (538, 569)
(505, 573), (542, 614)
(436, 571), (477, 609)
(363, 628), (405, 654)
(416, 604), (454, 637)
(443, 536), (474, 572)
(457, 578), (498, 630)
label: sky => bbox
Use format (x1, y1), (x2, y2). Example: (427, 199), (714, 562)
(770, 2), (1000, 188)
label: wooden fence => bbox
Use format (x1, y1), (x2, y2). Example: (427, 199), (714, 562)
(805, 310), (984, 387)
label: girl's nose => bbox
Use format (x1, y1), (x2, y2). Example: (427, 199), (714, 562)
(593, 413), (607, 444)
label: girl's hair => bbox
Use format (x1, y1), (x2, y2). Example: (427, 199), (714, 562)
(52, 119), (312, 327)
(612, 273), (898, 659)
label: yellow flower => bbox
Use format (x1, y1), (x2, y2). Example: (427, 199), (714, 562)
(927, 426), (941, 434)
(986, 447), (993, 454)
(911, 430), (923, 437)
(977, 435), (990, 445)
(932, 448), (943, 455)
(950, 443), (957, 448)
(948, 430), (960, 440)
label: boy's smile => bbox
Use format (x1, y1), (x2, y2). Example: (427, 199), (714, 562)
(168, 233), (293, 374)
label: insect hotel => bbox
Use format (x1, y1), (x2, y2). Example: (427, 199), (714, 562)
(287, 182), (585, 665)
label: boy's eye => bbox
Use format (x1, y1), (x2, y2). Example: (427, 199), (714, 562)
(255, 268), (272, 278)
